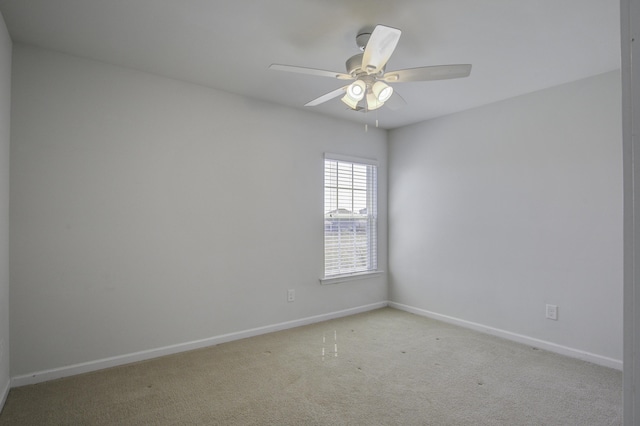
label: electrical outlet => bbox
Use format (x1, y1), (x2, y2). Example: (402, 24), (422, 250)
(287, 289), (295, 302)
(546, 304), (558, 320)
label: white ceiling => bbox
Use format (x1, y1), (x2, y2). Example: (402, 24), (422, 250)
(0, 0), (621, 129)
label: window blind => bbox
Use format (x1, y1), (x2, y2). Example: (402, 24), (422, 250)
(324, 157), (377, 277)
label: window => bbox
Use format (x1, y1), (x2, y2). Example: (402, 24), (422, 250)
(323, 154), (378, 279)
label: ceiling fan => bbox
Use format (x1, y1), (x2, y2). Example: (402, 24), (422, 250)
(269, 25), (472, 112)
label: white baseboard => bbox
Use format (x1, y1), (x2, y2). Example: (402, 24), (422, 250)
(11, 301), (387, 387)
(388, 302), (623, 371)
(0, 378), (9, 414)
(12, 300), (619, 387)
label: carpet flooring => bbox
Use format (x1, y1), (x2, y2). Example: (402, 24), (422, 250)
(0, 308), (623, 425)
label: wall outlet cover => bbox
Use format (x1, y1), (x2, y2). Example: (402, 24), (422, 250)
(546, 304), (558, 320)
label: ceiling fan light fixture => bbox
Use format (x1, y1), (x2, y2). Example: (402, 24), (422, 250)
(341, 94), (360, 109)
(372, 81), (393, 103)
(366, 92), (384, 111)
(346, 80), (366, 100)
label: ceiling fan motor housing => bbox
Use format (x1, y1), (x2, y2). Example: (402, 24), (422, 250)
(346, 53), (385, 77)
(346, 53), (364, 75)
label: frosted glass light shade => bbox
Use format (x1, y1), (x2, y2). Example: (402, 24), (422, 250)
(347, 80), (366, 100)
(372, 81), (393, 102)
(341, 94), (359, 109)
(366, 93), (384, 110)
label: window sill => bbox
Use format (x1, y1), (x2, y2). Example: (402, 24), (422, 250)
(319, 271), (384, 285)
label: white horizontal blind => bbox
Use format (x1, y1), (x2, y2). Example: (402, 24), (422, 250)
(324, 157), (377, 277)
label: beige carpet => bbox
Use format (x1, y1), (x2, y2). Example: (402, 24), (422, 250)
(0, 308), (622, 425)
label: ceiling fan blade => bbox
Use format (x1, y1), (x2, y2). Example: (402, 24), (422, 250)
(269, 64), (353, 80)
(384, 91), (407, 111)
(361, 25), (401, 75)
(305, 86), (348, 106)
(382, 64), (472, 83)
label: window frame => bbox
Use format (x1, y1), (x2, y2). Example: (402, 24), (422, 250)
(321, 153), (380, 284)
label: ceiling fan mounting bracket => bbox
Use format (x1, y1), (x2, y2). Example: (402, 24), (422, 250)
(356, 31), (372, 51)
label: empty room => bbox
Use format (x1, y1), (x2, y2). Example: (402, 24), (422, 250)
(0, 0), (634, 425)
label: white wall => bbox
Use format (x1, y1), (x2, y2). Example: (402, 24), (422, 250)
(388, 71), (623, 365)
(7, 40), (621, 385)
(9, 45), (387, 378)
(0, 10), (11, 408)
